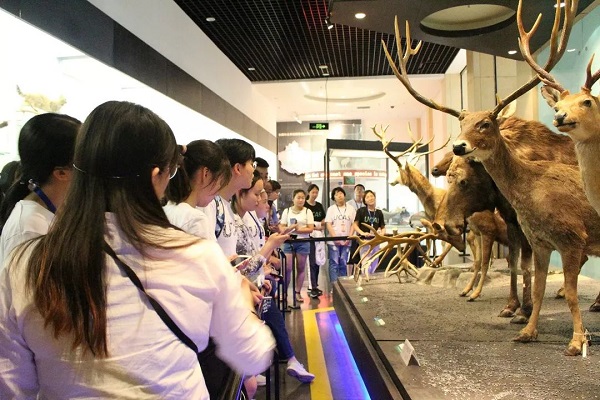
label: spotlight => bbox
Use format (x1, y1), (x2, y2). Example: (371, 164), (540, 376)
(325, 16), (334, 30)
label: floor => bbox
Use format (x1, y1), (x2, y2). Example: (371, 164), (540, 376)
(255, 264), (370, 400)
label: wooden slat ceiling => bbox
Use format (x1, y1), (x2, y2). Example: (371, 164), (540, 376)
(174, 0), (460, 82)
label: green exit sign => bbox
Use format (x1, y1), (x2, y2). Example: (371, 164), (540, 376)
(309, 122), (329, 130)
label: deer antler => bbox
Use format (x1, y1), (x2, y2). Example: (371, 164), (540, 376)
(583, 54), (600, 93)
(406, 123), (452, 163)
(382, 18), (461, 119)
(514, 0), (579, 100)
(352, 224), (436, 274)
(372, 124), (421, 168)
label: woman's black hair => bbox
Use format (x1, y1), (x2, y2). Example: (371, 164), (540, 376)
(231, 170), (262, 215)
(215, 138), (256, 167)
(269, 180), (281, 191)
(23, 101), (186, 358)
(166, 139), (232, 204)
(292, 188), (306, 199)
(330, 186), (346, 201)
(363, 190), (376, 202)
(307, 184), (319, 193)
(0, 113), (80, 232)
(0, 160), (21, 197)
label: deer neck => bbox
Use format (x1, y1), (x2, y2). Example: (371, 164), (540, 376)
(478, 137), (529, 203)
(575, 140), (600, 211)
(405, 172), (438, 219)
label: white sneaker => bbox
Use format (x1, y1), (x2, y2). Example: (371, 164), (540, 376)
(286, 360), (315, 383)
(255, 374), (266, 387)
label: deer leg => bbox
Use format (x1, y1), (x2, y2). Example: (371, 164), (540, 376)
(460, 232), (482, 297)
(500, 229), (521, 318)
(511, 238), (533, 324)
(560, 249), (586, 356)
(589, 291), (600, 312)
(469, 233), (494, 301)
(514, 247), (551, 343)
(432, 242), (452, 267)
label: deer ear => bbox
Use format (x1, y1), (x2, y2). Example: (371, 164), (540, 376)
(497, 100), (516, 123)
(541, 85), (561, 107)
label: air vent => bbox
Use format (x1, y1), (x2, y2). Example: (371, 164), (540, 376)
(357, 106), (371, 109)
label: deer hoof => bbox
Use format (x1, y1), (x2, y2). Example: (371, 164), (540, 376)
(565, 341), (582, 356)
(513, 329), (538, 343)
(498, 308), (515, 318)
(459, 290), (469, 297)
(589, 301), (600, 312)
(555, 287), (565, 299)
(510, 314), (528, 325)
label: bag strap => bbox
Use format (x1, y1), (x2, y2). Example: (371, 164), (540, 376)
(103, 242), (199, 354)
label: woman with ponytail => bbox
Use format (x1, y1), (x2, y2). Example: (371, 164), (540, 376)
(0, 113), (80, 264)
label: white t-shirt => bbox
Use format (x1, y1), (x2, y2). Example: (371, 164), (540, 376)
(198, 196), (237, 257)
(163, 201), (212, 240)
(325, 203), (356, 245)
(0, 213), (275, 400)
(0, 200), (54, 267)
(280, 207), (314, 239)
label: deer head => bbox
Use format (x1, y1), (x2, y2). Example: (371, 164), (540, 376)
(517, 1), (597, 142)
(382, 0), (576, 162)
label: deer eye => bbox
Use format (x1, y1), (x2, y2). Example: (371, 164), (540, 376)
(459, 179), (468, 187)
(583, 99), (592, 107)
(480, 122), (490, 130)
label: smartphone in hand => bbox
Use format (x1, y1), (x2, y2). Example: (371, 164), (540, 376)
(231, 255), (251, 270)
(256, 296), (272, 319)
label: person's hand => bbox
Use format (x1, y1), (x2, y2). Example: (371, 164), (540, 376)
(282, 224), (298, 235)
(248, 282), (263, 306)
(267, 232), (290, 246)
(261, 279), (272, 294)
(268, 255), (281, 269)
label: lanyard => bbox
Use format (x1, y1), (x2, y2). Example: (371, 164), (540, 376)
(28, 179), (56, 213)
(336, 205), (346, 217)
(249, 212), (264, 240)
(367, 209), (376, 225)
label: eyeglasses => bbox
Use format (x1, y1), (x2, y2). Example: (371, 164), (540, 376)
(169, 165), (178, 180)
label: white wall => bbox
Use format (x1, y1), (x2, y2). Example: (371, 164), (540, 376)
(86, 0), (277, 136)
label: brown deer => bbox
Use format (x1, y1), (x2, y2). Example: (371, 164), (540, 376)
(432, 155), (532, 322)
(373, 126), (458, 267)
(519, 27), (600, 218)
(384, 1), (600, 355)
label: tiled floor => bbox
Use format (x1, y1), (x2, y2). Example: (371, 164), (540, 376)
(254, 266), (370, 400)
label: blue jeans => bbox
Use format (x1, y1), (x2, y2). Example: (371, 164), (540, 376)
(328, 244), (350, 283)
(263, 284), (294, 360)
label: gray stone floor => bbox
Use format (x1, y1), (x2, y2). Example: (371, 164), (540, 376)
(339, 262), (600, 400)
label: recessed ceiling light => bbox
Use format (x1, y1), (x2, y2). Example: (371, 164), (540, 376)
(355, 12), (366, 19)
(319, 65), (328, 69)
(508, 50), (517, 55)
(206, 17), (216, 22)
(322, 72), (330, 76)
(248, 67), (255, 71)
(554, 2), (566, 8)
(567, 48), (577, 52)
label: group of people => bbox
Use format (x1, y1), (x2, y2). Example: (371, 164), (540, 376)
(0, 102), (313, 400)
(275, 182), (387, 302)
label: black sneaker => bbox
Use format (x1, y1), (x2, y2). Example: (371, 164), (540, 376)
(309, 289), (319, 298)
(315, 288), (323, 295)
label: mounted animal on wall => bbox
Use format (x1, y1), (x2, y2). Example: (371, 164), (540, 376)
(384, 0), (600, 356)
(16, 85), (67, 114)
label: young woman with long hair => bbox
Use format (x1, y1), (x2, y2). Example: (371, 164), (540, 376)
(232, 175), (315, 385)
(164, 139), (231, 238)
(0, 113), (80, 263)
(0, 101), (274, 399)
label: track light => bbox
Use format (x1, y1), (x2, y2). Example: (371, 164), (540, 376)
(325, 16), (334, 30)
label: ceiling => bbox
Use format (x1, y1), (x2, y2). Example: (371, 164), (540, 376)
(171, 0), (596, 123)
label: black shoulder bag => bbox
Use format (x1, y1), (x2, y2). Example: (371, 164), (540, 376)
(104, 243), (245, 400)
